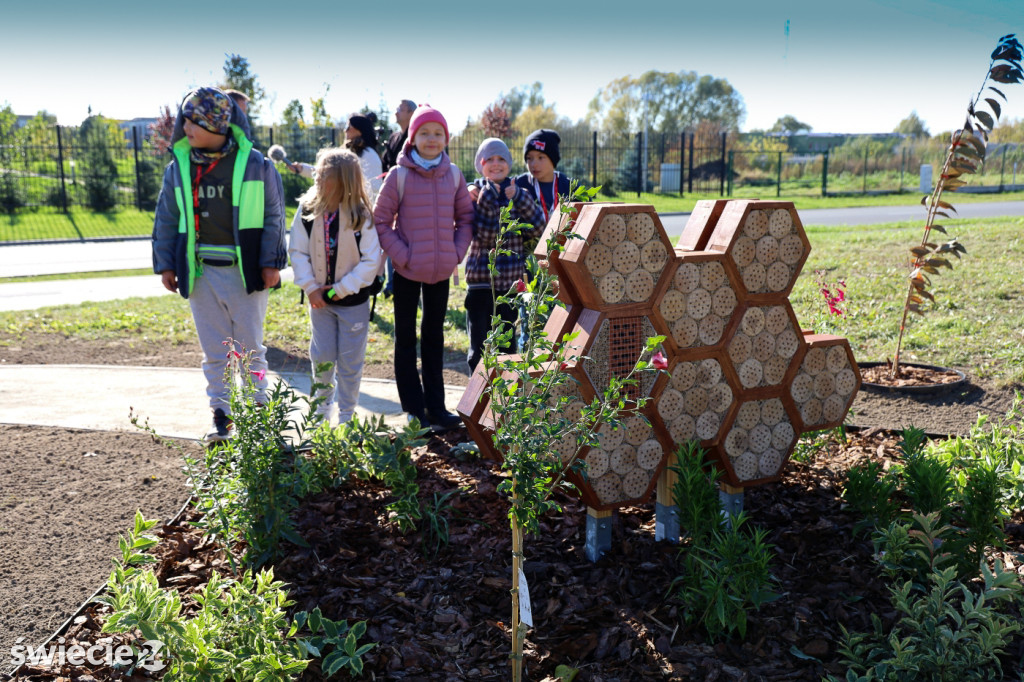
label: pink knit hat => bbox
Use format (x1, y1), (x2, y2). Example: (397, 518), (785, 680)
(408, 104), (449, 144)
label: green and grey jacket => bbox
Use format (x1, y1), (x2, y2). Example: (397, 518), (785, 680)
(152, 105), (286, 299)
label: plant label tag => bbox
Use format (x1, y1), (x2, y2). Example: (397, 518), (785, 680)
(518, 567), (533, 628)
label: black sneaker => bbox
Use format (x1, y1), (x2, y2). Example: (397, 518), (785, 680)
(204, 408), (234, 443)
(426, 410), (462, 432)
(406, 412), (431, 431)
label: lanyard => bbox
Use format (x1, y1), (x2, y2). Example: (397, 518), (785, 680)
(191, 158), (221, 239)
(323, 210), (337, 281)
(532, 172), (558, 222)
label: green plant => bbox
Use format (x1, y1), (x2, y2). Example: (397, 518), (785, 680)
(673, 512), (779, 640)
(872, 512), (957, 588)
(891, 34), (1022, 377)
(828, 562), (1021, 682)
(897, 427), (954, 519)
(669, 440), (723, 544)
(843, 461), (900, 534)
(421, 488), (459, 558)
(954, 455), (1006, 577)
(291, 607), (375, 677)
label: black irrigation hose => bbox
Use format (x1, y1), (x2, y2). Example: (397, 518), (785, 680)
(2, 436), (201, 681)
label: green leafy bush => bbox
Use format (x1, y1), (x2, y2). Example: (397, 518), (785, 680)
(843, 461), (900, 534)
(829, 562), (1021, 682)
(669, 439), (723, 545)
(673, 512), (779, 640)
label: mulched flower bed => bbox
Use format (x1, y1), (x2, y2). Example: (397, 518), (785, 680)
(11, 428), (1024, 681)
(860, 363), (964, 388)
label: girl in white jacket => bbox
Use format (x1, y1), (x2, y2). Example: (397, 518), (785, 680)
(289, 148), (382, 424)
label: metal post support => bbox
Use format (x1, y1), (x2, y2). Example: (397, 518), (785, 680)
(132, 127), (143, 211)
(592, 131), (598, 188)
(585, 507), (613, 562)
(269, 127), (274, 146)
(821, 149), (829, 196)
(655, 466), (680, 543)
(331, 127), (336, 147)
(679, 131), (685, 196)
(719, 132), (727, 196)
(687, 132), (695, 194)
(777, 151), (783, 198)
(635, 132), (643, 198)
(55, 125), (68, 213)
(719, 482), (744, 520)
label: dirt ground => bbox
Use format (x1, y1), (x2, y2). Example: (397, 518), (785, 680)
(0, 426), (197, 670)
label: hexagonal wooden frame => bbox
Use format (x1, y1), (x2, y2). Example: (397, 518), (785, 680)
(458, 200), (860, 497)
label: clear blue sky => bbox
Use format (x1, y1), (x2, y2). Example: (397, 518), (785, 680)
(2, 0), (1020, 135)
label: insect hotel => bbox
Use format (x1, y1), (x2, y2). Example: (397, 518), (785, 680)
(457, 200), (860, 560)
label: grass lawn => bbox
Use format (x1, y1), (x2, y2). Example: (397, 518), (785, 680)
(4, 192), (1023, 243)
(4, 215), (1024, 386)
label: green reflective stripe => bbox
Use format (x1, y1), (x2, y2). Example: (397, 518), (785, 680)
(173, 187), (187, 233)
(171, 137), (197, 293)
(238, 181), (264, 229)
(230, 124), (251, 207)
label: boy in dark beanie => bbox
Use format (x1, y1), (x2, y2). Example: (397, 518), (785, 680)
(152, 86), (287, 443)
(514, 128), (574, 224)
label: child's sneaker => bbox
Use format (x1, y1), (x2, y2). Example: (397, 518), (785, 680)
(204, 408), (234, 443)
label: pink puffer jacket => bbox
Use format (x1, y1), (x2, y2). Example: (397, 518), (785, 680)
(373, 150), (474, 284)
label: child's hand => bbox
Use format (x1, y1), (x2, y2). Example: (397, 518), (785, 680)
(160, 270), (177, 293)
(505, 183), (516, 200)
(308, 288), (326, 308)
(262, 267), (281, 289)
(468, 185), (480, 203)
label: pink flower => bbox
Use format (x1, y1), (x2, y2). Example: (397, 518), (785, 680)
(250, 369), (266, 381)
(514, 279), (527, 294)
(652, 351), (669, 370)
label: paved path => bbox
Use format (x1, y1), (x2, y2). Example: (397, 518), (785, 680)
(0, 364), (466, 439)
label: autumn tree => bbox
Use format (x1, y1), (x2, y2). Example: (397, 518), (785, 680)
(586, 70), (745, 135)
(221, 54), (266, 121)
(149, 105), (175, 154)
(769, 115), (812, 135)
(481, 100), (512, 138)
(894, 111), (930, 138)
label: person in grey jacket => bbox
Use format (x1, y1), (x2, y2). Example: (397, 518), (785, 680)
(152, 86), (287, 442)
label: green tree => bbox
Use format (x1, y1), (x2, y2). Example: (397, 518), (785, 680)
(221, 53), (266, 121)
(769, 115), (812, 135)
(308, 97), (331, 128)
(281, 99), (305, 128)
(587, 70), (745, 135)
(78, 114), (121, 211)
(0, 104), (27, 212)
(499, 82), (545, 125)
(895, 110), (931, 139)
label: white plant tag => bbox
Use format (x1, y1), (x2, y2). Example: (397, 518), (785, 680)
(517, 566), (534, 628)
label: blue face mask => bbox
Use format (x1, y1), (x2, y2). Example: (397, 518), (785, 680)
(410, 149), (443, 170)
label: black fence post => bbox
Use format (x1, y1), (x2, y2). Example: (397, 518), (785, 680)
(687, 132), (695, 194)
(269, 127), (274, 146)
(862, 145), (869, 194)
(719, 132), (727, 196)
(727, 151), (734, 196)
(635, 132), (642, 198)
(777, 151), (783, 198)
(55, 125), (68, 214)
(592, 131), (597, 188)
(999, 145), (1008, 191)
(900, 147), (906, 192)
(132, 126), (143, 211)
(822, 149), (829, 196)
(679, 131), (685, 196)
(331, 127), (336, 147)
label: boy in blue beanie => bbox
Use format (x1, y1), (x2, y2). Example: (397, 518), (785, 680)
(464, 138), (546, 372)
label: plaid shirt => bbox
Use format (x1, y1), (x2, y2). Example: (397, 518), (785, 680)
(465, 179), (546, 293)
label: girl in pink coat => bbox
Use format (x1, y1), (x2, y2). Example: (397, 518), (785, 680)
(373, 105), (473, 431)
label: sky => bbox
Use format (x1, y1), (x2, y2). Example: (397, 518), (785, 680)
(2, 0), (1021, 136)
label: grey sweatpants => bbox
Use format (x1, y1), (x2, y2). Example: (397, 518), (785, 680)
(188, 263), (270, 413)
(309, 300), (369, 424)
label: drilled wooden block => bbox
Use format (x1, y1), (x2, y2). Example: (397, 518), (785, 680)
(790, 335), (861, 432)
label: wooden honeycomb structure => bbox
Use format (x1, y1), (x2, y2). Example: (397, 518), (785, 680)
(457, 200), (860, 509)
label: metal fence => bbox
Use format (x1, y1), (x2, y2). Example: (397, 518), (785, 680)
(2, 124), (1023, 216)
